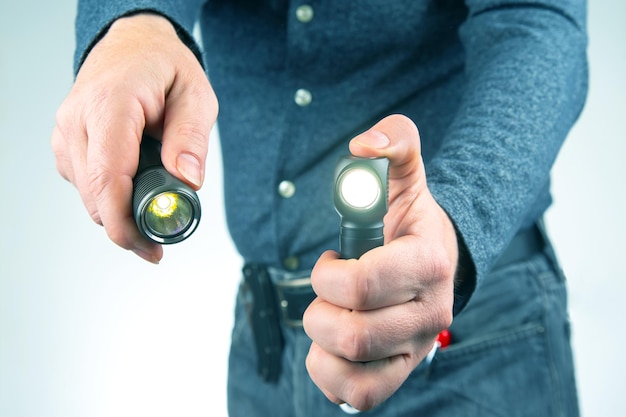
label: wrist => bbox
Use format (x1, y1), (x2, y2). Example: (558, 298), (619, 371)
(110, 12), (178, 38)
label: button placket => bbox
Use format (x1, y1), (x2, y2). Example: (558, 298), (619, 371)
(281, 3), (319, 273)
(292, 4), (315, 108)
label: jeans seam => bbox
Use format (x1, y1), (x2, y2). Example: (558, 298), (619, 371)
(528, 224), (577, 415)
(529, 258), (567, 417)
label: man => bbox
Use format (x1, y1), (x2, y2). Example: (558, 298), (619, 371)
(52, 1), (587, 415)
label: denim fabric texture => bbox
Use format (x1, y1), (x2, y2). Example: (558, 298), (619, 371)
(227, 239), (579, 417)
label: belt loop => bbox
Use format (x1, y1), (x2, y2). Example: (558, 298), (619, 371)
(273, 277), (315, 327)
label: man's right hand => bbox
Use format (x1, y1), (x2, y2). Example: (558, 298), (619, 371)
(51, 13), (218, 263)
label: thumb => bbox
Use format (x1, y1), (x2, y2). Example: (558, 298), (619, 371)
(348, 114), (428, 241)
(348, 114), (423, 181)
(160, 72), (218, 190)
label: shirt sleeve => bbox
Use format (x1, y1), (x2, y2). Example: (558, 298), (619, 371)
(74, 0), (206, 74)
(427, 0), (588, 303)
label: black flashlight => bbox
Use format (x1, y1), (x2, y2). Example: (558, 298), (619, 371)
(132, 135), (201, 244)
(334, 156), (389, 259)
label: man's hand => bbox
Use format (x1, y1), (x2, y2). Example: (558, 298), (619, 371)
(303, 114), (458, 411)
(51, 13), (218, 263)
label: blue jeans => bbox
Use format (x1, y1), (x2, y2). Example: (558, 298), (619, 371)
(227, 242), (579, 417)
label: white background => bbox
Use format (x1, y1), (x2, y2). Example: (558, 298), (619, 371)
(1, 1), (624, 416)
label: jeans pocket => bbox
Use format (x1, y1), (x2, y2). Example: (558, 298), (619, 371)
(408, 323), (555, 417)
(392, 253), (578, 417)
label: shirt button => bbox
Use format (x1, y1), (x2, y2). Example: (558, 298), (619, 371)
(295, 5), (314, 23)
(283, 256), (300, 271)
(278, 180), (296, 198)
(294, 88), (312, 107)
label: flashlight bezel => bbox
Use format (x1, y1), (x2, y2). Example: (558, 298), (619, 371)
(334, 156), (389, 259)
(334, 156), (389, 228)
(132, 135), (202, 245)
(133, 166), (201, 244)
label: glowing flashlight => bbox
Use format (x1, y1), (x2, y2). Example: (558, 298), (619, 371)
(132, 135), (201, 244)
(334, 156), (389, 259)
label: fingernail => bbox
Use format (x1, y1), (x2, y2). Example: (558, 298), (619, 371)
(133, 248), (160, 264)
(177, 152), (202, 187)
(355, 130), (390, 149)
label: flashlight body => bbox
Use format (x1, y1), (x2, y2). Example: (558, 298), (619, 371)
(339, 226), (384, 260)
(334, 156), (389, 259)
(132, 135), (201, 244)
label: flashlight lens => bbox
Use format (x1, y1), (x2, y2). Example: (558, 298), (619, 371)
(339, 168), (380, 209)
(144, 192), (193, 237)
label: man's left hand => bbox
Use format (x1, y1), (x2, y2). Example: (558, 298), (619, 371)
(303, 114), (459, 411)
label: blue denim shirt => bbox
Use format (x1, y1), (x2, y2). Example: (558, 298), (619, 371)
(74, 0), (588, 306)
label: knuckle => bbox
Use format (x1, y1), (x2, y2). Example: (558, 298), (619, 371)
(191, 76), (219, 116)
(86, 165), (110, 201)
(54, 99), (75, 131)
(344, 267), (374, 309)
(304, 345), (318, 375)
(51, 146), (71, 182)
(434, 304), (454, 331)
(50, 132), (63, 158)
(424, 297), (453, 334)
(51, 122), (81, 184)
(86, 204), (103, 226)
(105, 224), (133, 250)
(52, 109), (76, 155)
(345, 385), (377, 412)
(391, 113), (419, 136)
(76, 177), (103, 226)
(85, 167), (135, 250)
(176, 122), (207, 144)
(75, 183), (103, 226)
(205, 88), (219, 120)
(337, 322), (372, 361)
(173, 123), (210, 159)
(428, 256), (455, 330)
(55, 164), (70, 182)
(430, 244), (457, 283)
(51, 138), (72, 181)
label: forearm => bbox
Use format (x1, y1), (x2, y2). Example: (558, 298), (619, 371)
(74, 0), (206, 73)
(428, 0), (588, 289)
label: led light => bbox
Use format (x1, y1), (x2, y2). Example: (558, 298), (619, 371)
(150, 193), (178, 217)
(144, 192), (194, 238)
(132, 136), (201, 244)
(338, 168), (381, 209)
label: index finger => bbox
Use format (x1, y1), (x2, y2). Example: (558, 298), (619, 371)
(85, 108), (162, 262)
(311, 236), (435, 310)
